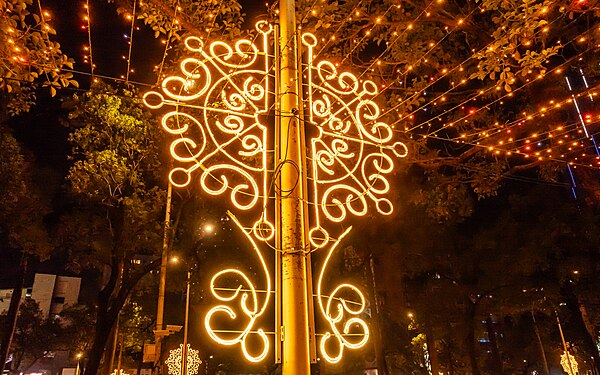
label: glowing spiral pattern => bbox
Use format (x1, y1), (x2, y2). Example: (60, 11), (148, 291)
(165, 344), (201, 375)
(316, 227), (369, 363)
(302, 32), (408, 248)
(204, 214), (271, 363)
(145, 23), (408, 365)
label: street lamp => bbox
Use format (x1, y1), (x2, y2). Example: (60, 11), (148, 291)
(554, 306), (576, 375)
(182, 270), (191, 375)
(202, 224), (214, 234)
(531, 298), (576, 375)
(75, 353), (83, 375)
(168, 256), (196, 375)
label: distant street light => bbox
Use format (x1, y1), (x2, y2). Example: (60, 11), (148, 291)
(168, 255), (207, 375)
(75, 353), (83, 375)
(165, 344), (201, 375)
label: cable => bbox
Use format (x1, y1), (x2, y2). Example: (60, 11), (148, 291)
(125, 0), (138, 84)
(85, 0), (94, 80)
(155, 0), (180, 86)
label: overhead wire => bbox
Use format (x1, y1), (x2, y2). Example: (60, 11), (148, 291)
(85, 0), (94, 80)
(125, 0), (138, 84)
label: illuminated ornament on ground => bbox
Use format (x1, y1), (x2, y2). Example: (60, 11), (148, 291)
(110, 370), (129, 375)
(144, 21), (407, 364)
(165, 344), (201, 375)
(560, 351), (578, 375)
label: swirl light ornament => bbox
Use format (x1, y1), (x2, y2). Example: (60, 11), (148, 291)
(144, 22), (406, 365)
(165, 344), (201, 375)
(204, 213), (271, 363)
(316, 227), (369, 363)
(302, 32), (408, 250)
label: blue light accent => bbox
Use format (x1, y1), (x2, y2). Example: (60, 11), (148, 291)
(567, 163), (577, 199)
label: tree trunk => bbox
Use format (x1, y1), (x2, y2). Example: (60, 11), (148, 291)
(561, 282), (600, 374)
(0, 253), (28, 374)
(84, 207), (126, 375)
(425, 325), (440, 375)
(531, 311), (550, 375)
(365, 254), (387, 375)
(465, 299), (480, 375)
(84, 307), (120, 375)
(83, 206), (161, 375)
(447, 343), (455, 375)
(485, 314), (503, 375)
(137, 340), (145, 375)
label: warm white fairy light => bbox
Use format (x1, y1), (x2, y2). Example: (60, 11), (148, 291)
(165, 344), (201, 375)
(110, 370), (129, 375)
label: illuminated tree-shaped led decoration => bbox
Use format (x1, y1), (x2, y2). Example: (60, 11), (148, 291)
(165, 344), (201, 375)
(143, 20), (407, 364)
(560, 351), (578, 375)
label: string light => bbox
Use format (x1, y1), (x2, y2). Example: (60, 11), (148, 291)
(305, 3), (600, 170)
(125, 0), (137, 84)
(84, 0), (94, 80)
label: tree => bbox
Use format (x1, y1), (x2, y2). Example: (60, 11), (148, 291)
(361, 183), (600, 374)
(288, 0), (600, 219)
(119, 301), (155, 370)
(60, 82), (166, 375)
(0, 0), (77, 116)
(0, 299), (94, 375)
(0, 128), (53, 374)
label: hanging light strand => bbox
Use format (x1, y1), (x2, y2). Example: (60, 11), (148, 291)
(125, 0), (137, 84)
(155, 0), (180, 85)
(85, 0), (94, 80)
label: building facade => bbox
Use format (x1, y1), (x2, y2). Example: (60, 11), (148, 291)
(0, 273), (80, 318)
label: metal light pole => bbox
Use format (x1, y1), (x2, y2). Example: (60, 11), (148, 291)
(556, 308), (576, 375)
(75, 353), (83, 375)
(181, 271), (191, 375)
(530, 309), (550, 375)
(278, 0), (311, 373)
(155, 181), (173, 375)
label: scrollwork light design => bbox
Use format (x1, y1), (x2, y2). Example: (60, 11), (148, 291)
(165, 344), (201, 375)
(145, 22), (407, 364)
(204, 213), (271, 363)
(302, 33), (408, 251)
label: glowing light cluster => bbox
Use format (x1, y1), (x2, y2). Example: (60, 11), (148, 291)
(560, 351), (578, 375)
(316, 228), (369, 363)
(302, 32), (408, 250)
(145, 22), (407, 364)
(143, 20), (274, 230)
(144, 21), (274, 362)
(165, 344), (201, 375)
(203, 214), (271, 363)
(110, 370), (129, 375)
